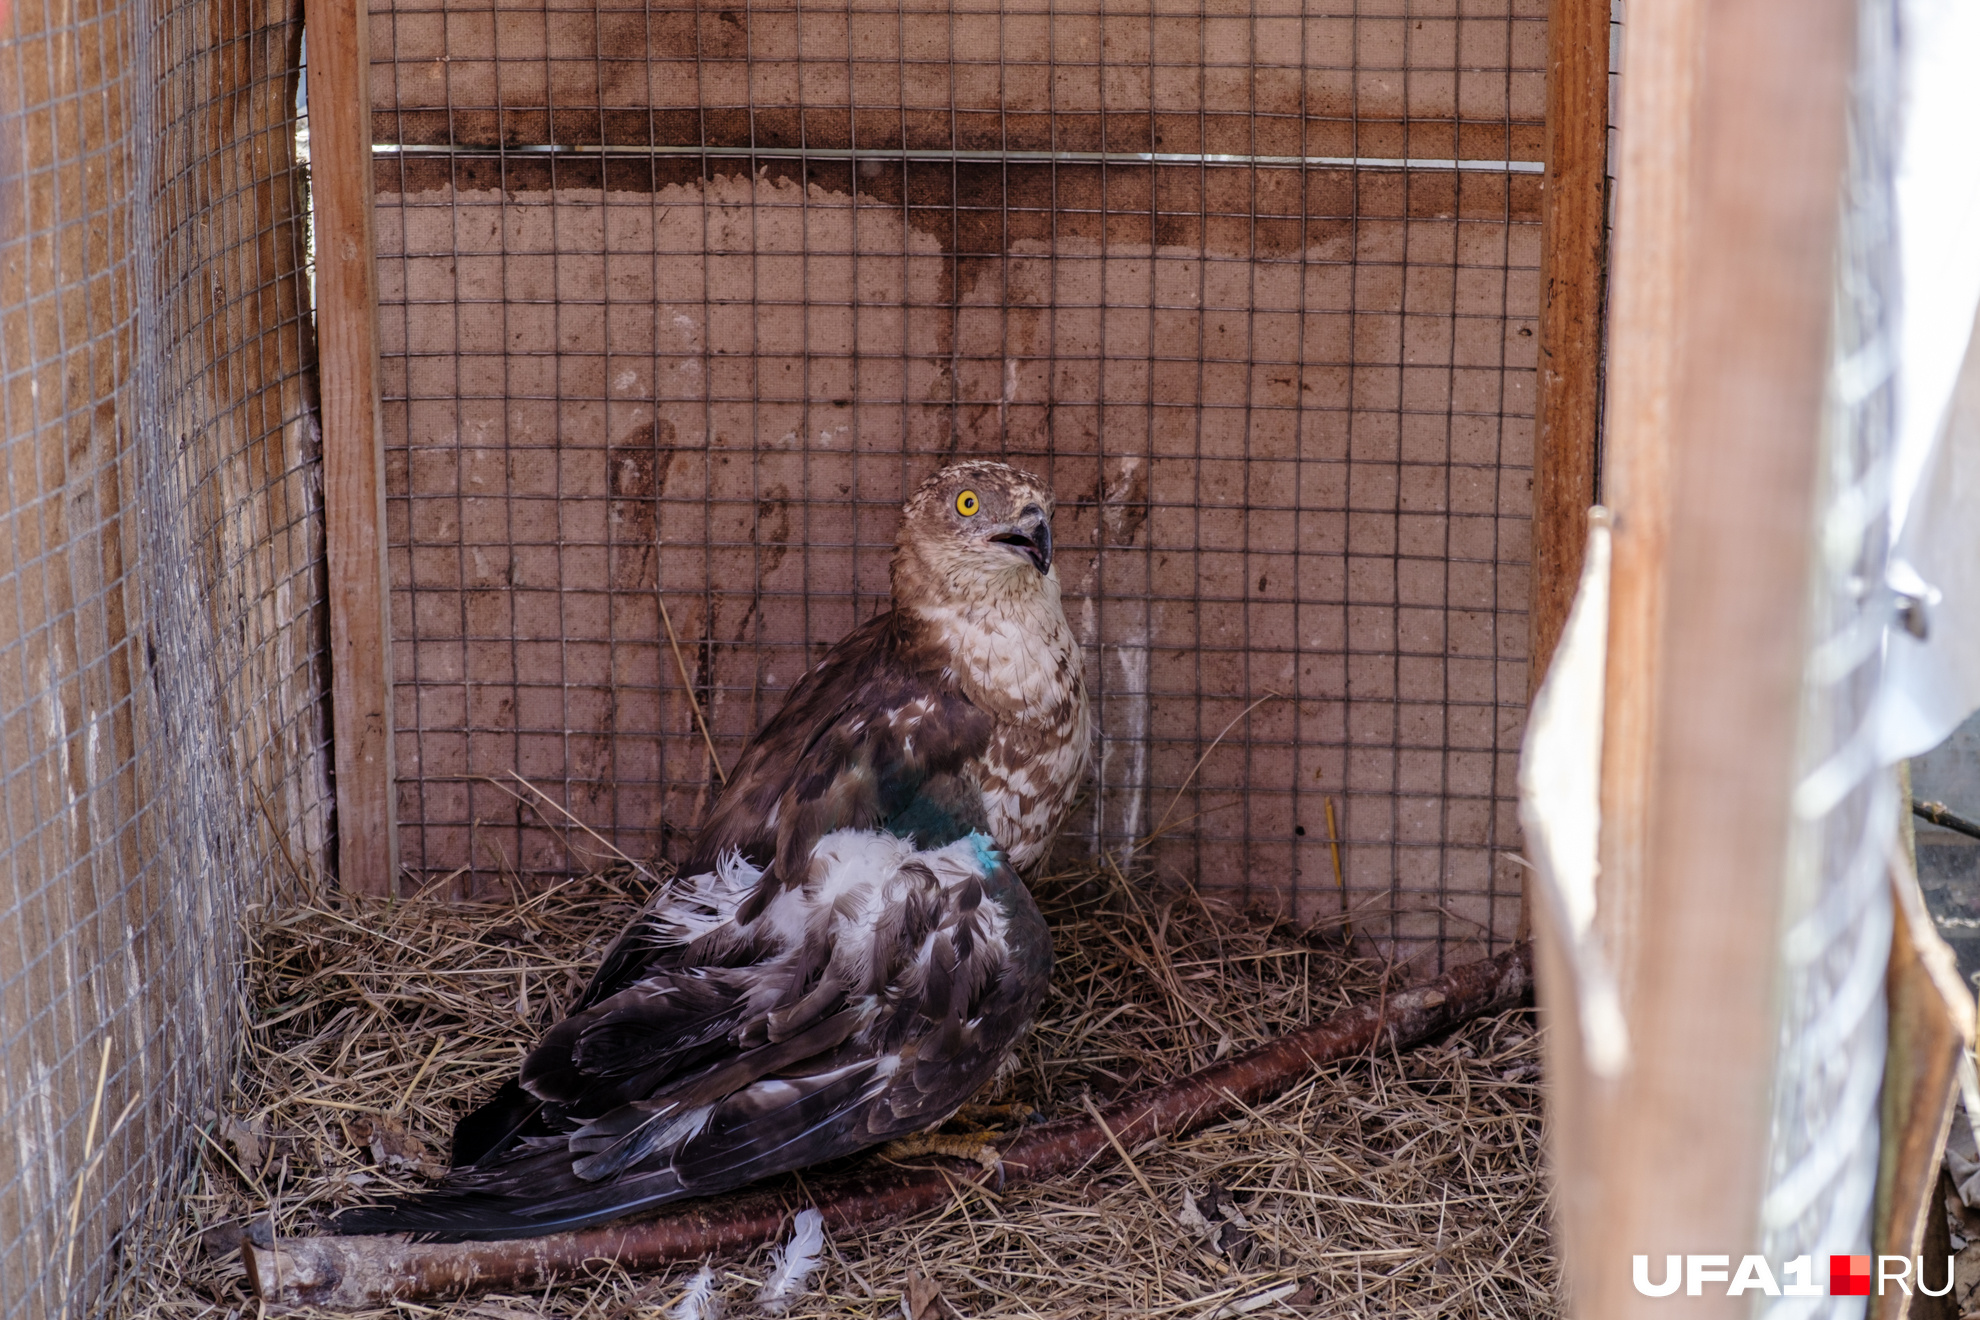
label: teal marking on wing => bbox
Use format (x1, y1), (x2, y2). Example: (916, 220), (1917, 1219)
(881, 796), (975, 850)
(965, 831), (1004, 874)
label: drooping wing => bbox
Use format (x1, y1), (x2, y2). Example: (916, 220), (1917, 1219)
(448, 943), (818, 1168)
(450, 617), (997, 1168)
(335, 842), (1054, 1242)
(647, 849), (1052, 1196)
(581, 611), (995, 1010)
(339, 1054), (900, 1240)
(524, 838), (963, 1153)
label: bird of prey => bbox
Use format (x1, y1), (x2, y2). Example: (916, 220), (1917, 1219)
(335, 460), (1091, 1240)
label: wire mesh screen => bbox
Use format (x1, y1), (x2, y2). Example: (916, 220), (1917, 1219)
(0, 0), (328, 1310)
(372, 0), (1543, 970)
(1756, 0), (1899, 1302)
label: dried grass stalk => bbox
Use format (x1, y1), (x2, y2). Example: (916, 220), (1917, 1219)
(111, 862), (1558, 1318)
(246, 945), (1531, 1309)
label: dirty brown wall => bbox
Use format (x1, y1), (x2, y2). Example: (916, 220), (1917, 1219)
(373, 0), (1541, 970)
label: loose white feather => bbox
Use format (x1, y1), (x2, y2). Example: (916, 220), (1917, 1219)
(668, 1264), (723, 1320)
(756, 1207), (827, 1314)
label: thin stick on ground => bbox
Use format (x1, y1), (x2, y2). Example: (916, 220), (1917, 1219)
(1325, 796), (1350, 944)
(396, 1035), (447, 1116)
(61, 1038), (114, 1305)
(1081, 1091), (1167, 1211)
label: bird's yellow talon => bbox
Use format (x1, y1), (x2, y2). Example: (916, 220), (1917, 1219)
(951, 1101), (1035, 1129)
(879, 1130), (1006, 1173)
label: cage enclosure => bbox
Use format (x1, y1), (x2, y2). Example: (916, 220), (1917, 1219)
(7, 0), (1928, 1312)
(10, 0), (1560, 1309)
(360, 3), (1546, 968)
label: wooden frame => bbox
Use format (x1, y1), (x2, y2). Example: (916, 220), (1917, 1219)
(307, 0), (398, 894)
(1537, 0), (1856, 1312)
(1530, 0), (1611, 695)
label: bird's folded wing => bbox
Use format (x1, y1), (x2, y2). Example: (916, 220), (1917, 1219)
(450, 965), (776, 1169)
(581, 612), (994, 1009)
(522, 961), (822, 1115)
(710, 613), (996, 877)
(342, 846), (1048, 1239)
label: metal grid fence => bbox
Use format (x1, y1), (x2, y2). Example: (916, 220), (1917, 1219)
(370, 0), (1546, 971)
(0, 0), (1542, 1309)
(1757, 0), (1901, 1305)
(0, 0), (329, 1310)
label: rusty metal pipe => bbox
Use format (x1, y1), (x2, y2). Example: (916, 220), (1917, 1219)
(246, 942), (1533, 1309)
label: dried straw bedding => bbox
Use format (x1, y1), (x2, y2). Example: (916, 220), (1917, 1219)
(110, 861), (1556, 1318)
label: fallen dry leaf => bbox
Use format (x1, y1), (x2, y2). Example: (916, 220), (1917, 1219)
(900, 1269), (943, 1320)
(216, 1115), (265, 1176)
(1177, 1188), (1212, 1235)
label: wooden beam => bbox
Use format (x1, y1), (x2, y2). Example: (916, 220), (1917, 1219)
(1593, 0), (1694, 1048)
(308, 0), (398, 894)
(1558, 0), (1855, 1313)
(1529, 0), (1611, 696)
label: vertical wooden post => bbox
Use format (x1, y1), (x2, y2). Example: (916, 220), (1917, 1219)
(1529, 0), (1611, 696)
(1549, 0), (1856, 1313)
(1591, 0), (1692, 1041)
(308, 0), (398, 894)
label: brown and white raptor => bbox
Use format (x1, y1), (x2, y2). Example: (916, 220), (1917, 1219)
(335, 460), (1091, 1240)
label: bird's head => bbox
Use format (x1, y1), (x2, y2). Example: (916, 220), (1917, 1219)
(892, 460), (1059, 611)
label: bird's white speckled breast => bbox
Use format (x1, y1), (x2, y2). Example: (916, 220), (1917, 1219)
(979, 702), (1091, 869)
(929, 594), (1091, 870)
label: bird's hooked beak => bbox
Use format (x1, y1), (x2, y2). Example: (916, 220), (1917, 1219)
(989, 504), (1053, 575)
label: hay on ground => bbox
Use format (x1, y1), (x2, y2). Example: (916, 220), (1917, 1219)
(111, 861), (1556, 1318)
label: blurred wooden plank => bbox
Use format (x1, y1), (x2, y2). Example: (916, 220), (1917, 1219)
(1560, 0), (1855, 1312)
(310, 0), (399, 895)
(1594, 0), (1687, 998)
(1529, 0), (1610, 695)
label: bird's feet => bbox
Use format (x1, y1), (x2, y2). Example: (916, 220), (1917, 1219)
(878, 1102), (1038, 1178)
(950, 1101), (1035, 1129)
(878, 1129), (1006, 1176)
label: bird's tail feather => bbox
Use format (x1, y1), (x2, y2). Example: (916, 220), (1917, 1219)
(330, 1159), (690, 1241)
(450, 1077), (549, 1168)
(336, 1062), (887, 1241)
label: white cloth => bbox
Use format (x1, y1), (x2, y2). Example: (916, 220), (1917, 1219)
(1876, 0), (1980, 765)
(1882, 320), (1980, 762)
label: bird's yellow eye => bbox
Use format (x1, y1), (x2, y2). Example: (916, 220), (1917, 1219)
(955, 490), (980, 517)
